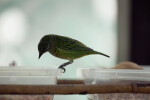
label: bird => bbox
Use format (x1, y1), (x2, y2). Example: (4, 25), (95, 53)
(38, 34), (110, 73)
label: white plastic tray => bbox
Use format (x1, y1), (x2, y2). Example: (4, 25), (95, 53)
(0, 66), (61, 85)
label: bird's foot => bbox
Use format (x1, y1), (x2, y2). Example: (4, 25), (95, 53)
(58, 67), (66, 73)
(58, 60), (73, 73)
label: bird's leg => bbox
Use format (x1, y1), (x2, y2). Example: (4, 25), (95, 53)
(58, 60), (73, 73)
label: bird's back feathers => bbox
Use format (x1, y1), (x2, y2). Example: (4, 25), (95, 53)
(46, 34), (109, 59)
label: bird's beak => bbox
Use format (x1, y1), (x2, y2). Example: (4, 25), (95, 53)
(39, 52), (43, 59)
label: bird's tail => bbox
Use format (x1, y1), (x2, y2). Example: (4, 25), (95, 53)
(94, 51), (110, 58)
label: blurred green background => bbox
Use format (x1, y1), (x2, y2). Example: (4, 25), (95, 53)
(0, 0), (117, 99)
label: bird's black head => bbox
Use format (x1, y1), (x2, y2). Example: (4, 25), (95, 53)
(38, 41), (47, 59)
(38, 35), (52, 59)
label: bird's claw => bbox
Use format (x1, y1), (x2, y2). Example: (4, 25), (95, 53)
(58, 67), (66, 73)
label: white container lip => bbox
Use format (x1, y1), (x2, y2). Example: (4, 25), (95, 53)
(0, 66), (62, 76)
(95, 69), (150, 81)
(79, 68), (150, 81)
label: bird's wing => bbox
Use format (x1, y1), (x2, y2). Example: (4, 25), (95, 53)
(53, 35), (93, 51)
(52, 35), (99, 59)
(58, 39), (93, 51)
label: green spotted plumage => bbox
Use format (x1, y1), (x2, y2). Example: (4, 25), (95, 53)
(38, 34), (109, 73)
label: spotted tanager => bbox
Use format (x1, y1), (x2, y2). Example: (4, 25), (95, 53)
(38, 34), (110, 73)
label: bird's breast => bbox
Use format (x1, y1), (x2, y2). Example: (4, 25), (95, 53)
(48, 48), (71, 60)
